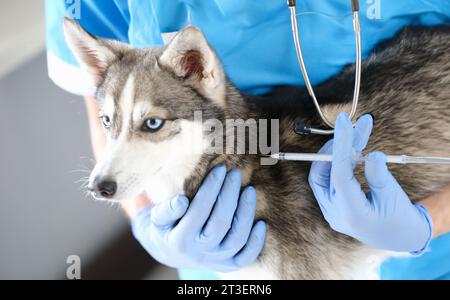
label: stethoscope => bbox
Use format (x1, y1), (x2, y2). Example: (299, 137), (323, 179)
(278, 1), (450, 165)
(288, 0), (362, 135)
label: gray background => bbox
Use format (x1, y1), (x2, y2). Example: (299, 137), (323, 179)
(0, 53), (128, 279)
(0, 0), (176, 280)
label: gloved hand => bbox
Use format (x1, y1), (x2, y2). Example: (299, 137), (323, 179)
(131, 165), (266, 272)
(309, 112), (433, 254)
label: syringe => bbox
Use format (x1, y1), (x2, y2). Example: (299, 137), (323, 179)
(270, 152), (450, 165)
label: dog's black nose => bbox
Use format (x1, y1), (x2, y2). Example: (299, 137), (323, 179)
(89, 179), (117, 199)
(97, 180), (117, 198)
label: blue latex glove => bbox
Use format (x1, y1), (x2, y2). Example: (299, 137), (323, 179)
(309, 112), (433, 254)
(131, 165), (267, 272)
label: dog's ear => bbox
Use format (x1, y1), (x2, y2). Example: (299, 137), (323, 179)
(158, 26), (226, 106)
(63, 18), (130, 86)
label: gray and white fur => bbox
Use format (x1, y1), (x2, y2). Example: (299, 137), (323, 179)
(63, 19), (450, 279)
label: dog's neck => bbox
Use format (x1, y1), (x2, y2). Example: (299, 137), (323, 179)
(181, 84), (262, 199)
(145, 83), (331, 203)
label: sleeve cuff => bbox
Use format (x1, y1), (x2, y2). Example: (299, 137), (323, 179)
(410, 204), (434, 256)
(47, 51), (96, 97)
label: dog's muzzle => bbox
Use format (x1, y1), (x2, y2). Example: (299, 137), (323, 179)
(88, 177), (117, 199)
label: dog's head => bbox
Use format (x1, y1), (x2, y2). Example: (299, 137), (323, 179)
(64, 19), (228, 202)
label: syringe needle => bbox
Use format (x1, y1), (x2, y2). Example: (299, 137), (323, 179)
(270, 153), (450, 165)
(402, 156), (450, 165)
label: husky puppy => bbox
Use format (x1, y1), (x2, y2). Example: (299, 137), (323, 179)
(63, 19), (450, 279)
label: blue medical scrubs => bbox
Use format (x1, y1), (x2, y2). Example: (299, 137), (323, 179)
(46, 0), (450, 280)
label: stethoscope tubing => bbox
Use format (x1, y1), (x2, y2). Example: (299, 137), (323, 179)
(288, 0), (362, 135)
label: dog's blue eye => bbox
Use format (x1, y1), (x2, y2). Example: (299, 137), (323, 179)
(101, 116), (111, 129)
(143, 119), (165, 132)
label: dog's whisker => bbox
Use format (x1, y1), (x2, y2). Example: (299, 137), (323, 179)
(78, 156), (96, 164)
(74, 177), (90, 184)
(68, 169), (92, 175)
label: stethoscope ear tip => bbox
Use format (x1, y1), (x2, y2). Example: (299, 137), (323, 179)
(351, 0), (360, 12)
(288, 0), (359, 11)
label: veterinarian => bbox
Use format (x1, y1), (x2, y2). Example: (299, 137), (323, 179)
(46, 1), (450, 279)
